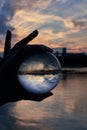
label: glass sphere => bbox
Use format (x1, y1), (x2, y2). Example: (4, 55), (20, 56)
(18, 52), (61, 94)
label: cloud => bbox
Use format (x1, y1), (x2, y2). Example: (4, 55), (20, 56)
(64, 18), (87, 30)
(11, 9), (87, 49)
(0, 0), (86, 36)
(0, 0), (87, 53)
(56, 0), (69, 4)
(0, 0), (15, 34)
(31, 0), (52, 9)
(0, 0), (52, 34)
(0, 0), (52, 49)
(49, 18), (87, 40)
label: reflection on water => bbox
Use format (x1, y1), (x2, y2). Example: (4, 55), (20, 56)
(0, 72), (87, 130)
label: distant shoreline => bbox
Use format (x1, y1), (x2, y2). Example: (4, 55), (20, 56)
(61, 67), (87, 74)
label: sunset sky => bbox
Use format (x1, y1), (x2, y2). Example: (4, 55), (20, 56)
(0, 0), (87, 53)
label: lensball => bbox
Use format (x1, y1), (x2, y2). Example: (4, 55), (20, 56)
(18, 52), (61, 94)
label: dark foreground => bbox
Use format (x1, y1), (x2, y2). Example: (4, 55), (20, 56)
(0, 70), (87, 130)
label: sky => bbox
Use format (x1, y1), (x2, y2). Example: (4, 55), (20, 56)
(0, 0), (87, 54)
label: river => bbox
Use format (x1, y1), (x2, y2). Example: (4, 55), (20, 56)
(0, 71), (87, 130)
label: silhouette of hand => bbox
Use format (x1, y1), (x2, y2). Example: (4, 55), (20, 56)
(0, 30), (53, 106)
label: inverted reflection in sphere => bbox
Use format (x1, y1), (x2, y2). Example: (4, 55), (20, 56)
(18, 52), (61, 94)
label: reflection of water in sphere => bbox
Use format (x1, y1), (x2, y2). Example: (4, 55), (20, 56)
(18, 52), (61, 94)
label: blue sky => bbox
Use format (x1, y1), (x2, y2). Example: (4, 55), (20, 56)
(0, 0), (87, 53)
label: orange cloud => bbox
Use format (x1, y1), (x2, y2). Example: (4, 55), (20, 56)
(1, 3), (86, 53)
(64, 18), (87, 31)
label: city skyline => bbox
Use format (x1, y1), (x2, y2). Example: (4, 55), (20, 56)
(0, 0), (87, 53)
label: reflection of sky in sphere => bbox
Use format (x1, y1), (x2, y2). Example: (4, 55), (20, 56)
(19, 53), (60, 72)
(18, 52), (61, 94)
(23, 62), (44, 71)
(18, 74), (60, 94)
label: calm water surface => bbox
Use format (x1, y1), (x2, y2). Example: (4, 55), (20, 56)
(0, 73), (87, 130)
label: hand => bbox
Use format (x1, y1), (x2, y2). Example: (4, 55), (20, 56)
(0, 30), (53, 106)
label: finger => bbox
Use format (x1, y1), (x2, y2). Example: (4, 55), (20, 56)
(2, 44), (53, 73)
(1, 92), (53, 104)
(37, 44), (53, 53)
(22, 92), (53, 102)
(20, 45), (53, 56)
(12, 45), (53, 63)
(4, 30), (11, 57)
(10, 30), (38, 52)
(31, 92), (53, 102)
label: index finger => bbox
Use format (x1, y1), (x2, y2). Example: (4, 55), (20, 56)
(11, 30), (39, 52)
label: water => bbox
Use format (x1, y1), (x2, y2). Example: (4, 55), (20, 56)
(0, 72), (87, 130)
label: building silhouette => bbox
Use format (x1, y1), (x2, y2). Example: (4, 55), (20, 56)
(54, 48), (87, 68)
